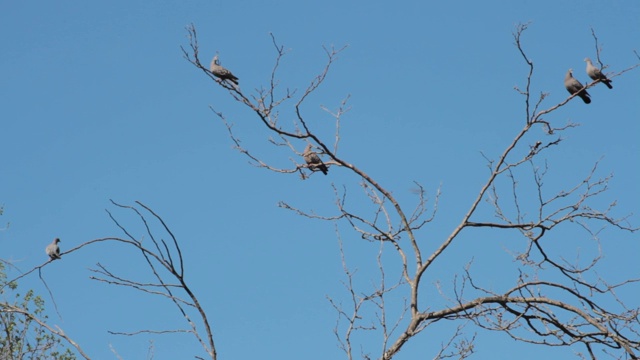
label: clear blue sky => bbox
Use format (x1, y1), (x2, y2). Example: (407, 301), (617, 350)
(1, 1), (639, 359)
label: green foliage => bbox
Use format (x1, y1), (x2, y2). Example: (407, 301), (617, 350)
(0, 204), (9, 230)
(0, 263), (77, 360)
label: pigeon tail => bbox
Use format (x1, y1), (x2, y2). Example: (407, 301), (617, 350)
(577, 92), (591, 104)
(317, 164), (329, 175)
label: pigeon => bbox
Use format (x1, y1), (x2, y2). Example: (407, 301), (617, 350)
(209, 54), (239, 85)
(303, 144), (328, 175)
(584, 58), (613, 89)
(564, 69), (591, 104)
(46, 238), (62, 260)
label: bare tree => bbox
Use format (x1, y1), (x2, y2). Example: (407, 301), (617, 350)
(183, 23), (640, 360)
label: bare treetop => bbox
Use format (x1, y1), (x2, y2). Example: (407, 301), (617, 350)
(181, 23), (640, 359)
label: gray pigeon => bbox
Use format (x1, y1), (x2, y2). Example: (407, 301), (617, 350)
(303, 144), (328, 175)
(209, 54), (239, 85)
(564, 69), (591, 104)
(584, 58), (613, 89)
(46, 238), (61, 260)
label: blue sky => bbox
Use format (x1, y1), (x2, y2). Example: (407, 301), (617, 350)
(1, 1), (639, 359)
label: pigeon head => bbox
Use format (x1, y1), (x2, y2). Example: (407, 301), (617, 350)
(584, 57), (591, 63)
(54, 238), (61, 243)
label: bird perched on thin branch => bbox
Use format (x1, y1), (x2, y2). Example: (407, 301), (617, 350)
(46, 238), (62, 260)
(209, 54), (239, 85)
(303, 144), (328, 175)
(564, 69), (591, 104)
(584, 58), (613, 89)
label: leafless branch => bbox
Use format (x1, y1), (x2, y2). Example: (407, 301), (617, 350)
(98, 200), (217, 360)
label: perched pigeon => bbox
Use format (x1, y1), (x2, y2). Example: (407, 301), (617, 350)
(564, 69), (591, 104)
(303, 144), (328, 175)
(584, 58), (613, 89)
(209, 54), (239, 85)
(46, 238), (61, 260)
